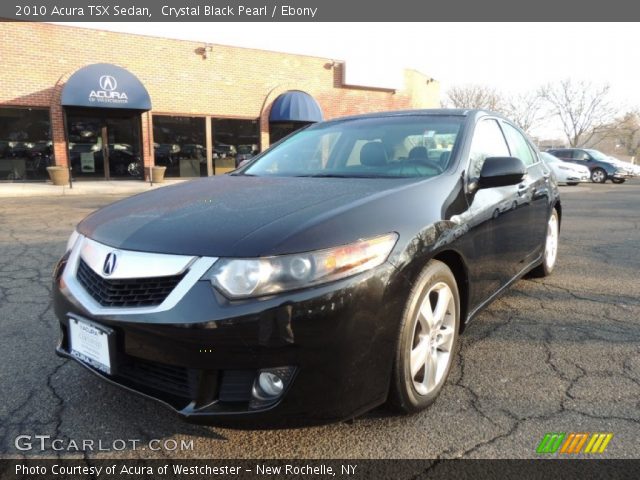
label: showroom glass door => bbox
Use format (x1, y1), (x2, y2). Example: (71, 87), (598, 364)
(66, 109), (142, 180)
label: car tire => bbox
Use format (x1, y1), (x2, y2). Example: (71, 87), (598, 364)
(611, 178), (626, 184)
(591, 168), (607, 183)
(388, 260), (460, 413)
(530, 208), (559, 278)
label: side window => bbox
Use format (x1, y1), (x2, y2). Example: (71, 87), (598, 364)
(468, 119), (510, 179)
(502, 123), (535, 166)
(574, 150), (589, 161)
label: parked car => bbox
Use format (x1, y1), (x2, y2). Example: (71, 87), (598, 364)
(540, 152), (590, 185)
(235, 144), (258, 167)
(213, 142), (236, 158)
(547, 148), (631, 184)
(607, 156), (638, 178)
(53, 109), (560, 428)
(69, 146), (141, 178)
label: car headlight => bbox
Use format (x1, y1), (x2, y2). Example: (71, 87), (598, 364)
(66, 230), (80, 252)
(206, 233), (398, 299)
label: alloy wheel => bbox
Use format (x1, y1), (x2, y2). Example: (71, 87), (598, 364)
(591, 169), (606, 183)
(410, 282), (456, 396)
(545, 211), (559, 270)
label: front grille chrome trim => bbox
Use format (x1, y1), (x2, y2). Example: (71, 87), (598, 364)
(61, 234), (217, 316)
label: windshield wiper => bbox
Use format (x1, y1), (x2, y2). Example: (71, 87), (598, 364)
(295, 173), (390, 178)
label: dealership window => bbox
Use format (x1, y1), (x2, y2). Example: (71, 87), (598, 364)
(153, 116), (207, 178)
(212, 118), (260, 174)
(0, 107), (51, 181)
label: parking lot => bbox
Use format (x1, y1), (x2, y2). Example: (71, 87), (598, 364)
(0, 180), (638, 459)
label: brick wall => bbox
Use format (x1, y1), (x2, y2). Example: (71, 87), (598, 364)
(0, 22), (440, 170)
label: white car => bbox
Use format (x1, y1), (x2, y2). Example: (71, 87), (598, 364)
(608, 156), (639, 177)
(540, 152), (590, 185)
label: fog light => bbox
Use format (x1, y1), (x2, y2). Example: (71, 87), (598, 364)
(257, 372), (284, 398)
(250, 366), (295, 409)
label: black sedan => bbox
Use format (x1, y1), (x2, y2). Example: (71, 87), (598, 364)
(53, 109), (560, 428)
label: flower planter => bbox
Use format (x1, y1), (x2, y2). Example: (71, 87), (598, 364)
(46, 166), (69, 186)
(151, 166), (167, 184)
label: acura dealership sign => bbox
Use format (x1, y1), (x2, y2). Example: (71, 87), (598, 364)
(89, 74), (129, 104)
(61, 63), (151, 110)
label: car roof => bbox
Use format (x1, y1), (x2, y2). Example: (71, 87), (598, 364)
(327, 108), (506, 123)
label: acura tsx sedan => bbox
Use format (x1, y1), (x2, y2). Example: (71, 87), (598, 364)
(53, 109), (560, 428)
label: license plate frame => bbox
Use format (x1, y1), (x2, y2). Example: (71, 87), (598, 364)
(68, 315), (116, 375)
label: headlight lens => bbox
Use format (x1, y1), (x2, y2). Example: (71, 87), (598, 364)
(206, 233), (398, 299)
(66, 230), (80, 252)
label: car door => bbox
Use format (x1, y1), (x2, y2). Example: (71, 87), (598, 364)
(500, 122), (550, 264)
(461, 118), (526, 309)
(568, 149), (591, 167)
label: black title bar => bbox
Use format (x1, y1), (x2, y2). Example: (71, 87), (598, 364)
(2, 0), (640, 21)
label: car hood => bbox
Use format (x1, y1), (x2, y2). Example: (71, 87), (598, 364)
(77, 175), (423, 257)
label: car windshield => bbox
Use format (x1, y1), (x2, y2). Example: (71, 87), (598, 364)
(541, 152), (560, 163)
(240, 115), (464, 178)
(585, 149), (610, 162)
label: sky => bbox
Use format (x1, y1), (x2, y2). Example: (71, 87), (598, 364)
(58, 22), (639, 138)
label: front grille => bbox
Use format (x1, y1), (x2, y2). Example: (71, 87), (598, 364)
(76, 259), (185, 308)
(117, 357), (194, 399)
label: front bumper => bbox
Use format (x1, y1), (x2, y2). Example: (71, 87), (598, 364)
(52, 249), (404, 428)
(611, 171), (633, 179)
(564, 173), (589, 182)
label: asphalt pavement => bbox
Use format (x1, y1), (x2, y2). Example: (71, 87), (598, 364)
(0, 181), (638, 459)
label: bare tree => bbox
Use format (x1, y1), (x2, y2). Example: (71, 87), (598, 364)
(604, 110), (640, 157)
(538, 79), (615, 147)
(502, 92), (545, 134)
(444, 84), (504, 111)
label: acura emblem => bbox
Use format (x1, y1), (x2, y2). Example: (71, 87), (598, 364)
(99, 75), (117, 91)
(103, 252), (118, 276)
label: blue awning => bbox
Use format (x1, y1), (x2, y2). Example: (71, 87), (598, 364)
(61, 63), (151, 110)
(269, 91), (323, 123)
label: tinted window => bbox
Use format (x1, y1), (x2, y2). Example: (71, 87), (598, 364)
(243, 116), (464, 178)
(153, 116), (206, 178)
(549, 150), (570, 160)
(502, 123), (535, 166)
(0, 107), (51, 181)
(573, 150), (590, 161)
(212, 118), (260, 174)
(468, 119), (510, 179)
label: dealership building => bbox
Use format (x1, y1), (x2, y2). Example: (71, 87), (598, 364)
(0, 23), (440, 182)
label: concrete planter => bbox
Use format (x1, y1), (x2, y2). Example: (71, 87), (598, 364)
(46, 166), (69, 186)
(151, 166), (167, 183)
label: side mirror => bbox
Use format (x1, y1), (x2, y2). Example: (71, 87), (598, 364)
(478, 156), (526, 189)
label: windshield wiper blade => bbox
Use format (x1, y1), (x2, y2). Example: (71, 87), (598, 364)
(296, 173), (389, 178)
